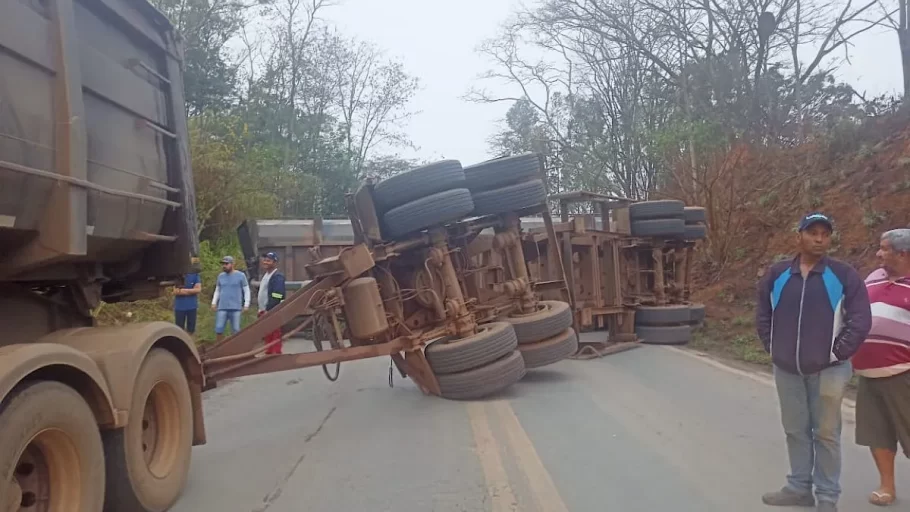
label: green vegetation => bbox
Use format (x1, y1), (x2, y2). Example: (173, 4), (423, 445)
(690, 321), (772, 367)
(97, 238), (255, 343)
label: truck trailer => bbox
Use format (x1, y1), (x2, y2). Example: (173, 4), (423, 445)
(0, 0), (203, 510)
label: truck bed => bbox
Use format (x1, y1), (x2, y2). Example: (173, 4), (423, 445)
(0, 0), (196, 284)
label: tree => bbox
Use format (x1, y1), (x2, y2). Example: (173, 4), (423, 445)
(334, 39), (420, 176)
(189, 113), (283, 239)
(150, 0), (246, 113)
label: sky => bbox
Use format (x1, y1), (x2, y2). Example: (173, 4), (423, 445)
(324, 0), (904, 167)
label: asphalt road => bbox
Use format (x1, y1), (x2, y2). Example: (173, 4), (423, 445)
(172, 340), (906, 512)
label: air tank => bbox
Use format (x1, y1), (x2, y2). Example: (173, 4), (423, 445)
(342, 277), (389, 339)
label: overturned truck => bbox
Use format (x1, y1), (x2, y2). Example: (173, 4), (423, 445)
(209, 154), (577, 400)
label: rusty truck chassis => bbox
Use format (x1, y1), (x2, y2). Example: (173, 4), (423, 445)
(200, 184), (567, 396)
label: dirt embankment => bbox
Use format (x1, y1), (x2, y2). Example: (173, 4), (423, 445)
(689, 113), (910, 365)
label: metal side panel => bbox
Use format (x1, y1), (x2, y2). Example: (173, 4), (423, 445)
(0, 0), (196, 281)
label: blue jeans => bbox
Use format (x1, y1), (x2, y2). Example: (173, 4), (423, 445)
(774, 361), (853, 504)
(174, 309), (197, 334)
(214, 310), (242, 335)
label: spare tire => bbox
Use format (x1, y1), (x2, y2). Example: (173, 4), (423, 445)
(372, 160), (465, 211)
(635, 305), (691, 325)
(631, 218), (685, 237)
(471, 179), (547, 216)
(502, 300), (573, 344)
(684, 206), (706, 224)
(426, 322), (518, 375)
(629, 200), (685, 221)
(383, 188), (474, 238)
(635, 324), (692, 345)
(464, 153), (541, 191)
(519, 328), (578, 369)
(437, 351), (526, 400)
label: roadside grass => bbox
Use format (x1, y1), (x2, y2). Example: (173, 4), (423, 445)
(96, 299), (257, 344)
(690, 319), (772, 367)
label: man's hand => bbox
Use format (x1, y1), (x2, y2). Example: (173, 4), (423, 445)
(243, 307), (249, 312)
(211, 304), (217, 311)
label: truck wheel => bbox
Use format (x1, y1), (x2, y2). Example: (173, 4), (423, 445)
(382, 188), (475, 238)
(426, 321), (518, 374)
(470, 179), (547, 216)
(684, 224), (707, 240)
(629, 200), (684, 221)
(683, 206), (706, 223)
(372, 160), (465, 211)
(635, 324), (692, 345)
(630, 218), (685, 237)
(464, 153), (541, 191)
(518, 328), (578, 369)
(103, 349), (192, 512)
(437, 351), (526, 400)
(689, 303), (706, 324)
(0, 381), (105, 512)
(634, 305), (691, 325)
(502, 300), (572, 344)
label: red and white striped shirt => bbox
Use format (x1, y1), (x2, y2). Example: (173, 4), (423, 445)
(852, 268), (910, 378)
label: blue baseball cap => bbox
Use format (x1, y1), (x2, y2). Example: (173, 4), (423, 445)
(798, 212), (834, 232)
(262, 251), (279, 262)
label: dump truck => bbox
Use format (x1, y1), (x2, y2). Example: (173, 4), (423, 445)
(0, 0), (203, 510)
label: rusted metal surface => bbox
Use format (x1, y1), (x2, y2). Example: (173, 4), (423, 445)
(525, 192), (634, 347)
(214, 184), (573, 391)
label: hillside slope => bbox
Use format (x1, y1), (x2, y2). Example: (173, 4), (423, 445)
(689, 114), (910, 364)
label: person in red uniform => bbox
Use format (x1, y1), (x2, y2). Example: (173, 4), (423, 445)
(852, 228), (910, 507)
(257, 252), (287, 355)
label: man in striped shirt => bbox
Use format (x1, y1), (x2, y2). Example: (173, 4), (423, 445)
(853, 228), (910, 507)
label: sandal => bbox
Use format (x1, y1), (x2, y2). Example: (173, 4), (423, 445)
(870, 490), (896, 506)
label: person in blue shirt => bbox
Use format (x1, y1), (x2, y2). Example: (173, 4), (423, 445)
(211, 255), (250, 341)
(173, 267), (202, 334)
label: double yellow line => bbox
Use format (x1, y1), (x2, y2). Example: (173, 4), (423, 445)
(467, 401), (570, 512)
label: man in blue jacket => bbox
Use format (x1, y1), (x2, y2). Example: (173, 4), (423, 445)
(257, 252), (287, 354)
(756, 213), (872, 512)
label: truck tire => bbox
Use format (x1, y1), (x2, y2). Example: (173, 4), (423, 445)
(630, 218), (685, 237)
(502, 300), (573, 344)
(382, 188), (475, 238)
(629, 200), (685, 221)
(426, 321), (518, 375)
(519, 328), (578, 369)
(437, 351), (526, 400)
(684, 224), (707, 240)
(471, 179), (547, 216)
(634, 305), (691, 325)
(635, 324), (692, 345)
(372, 160), (465, 211)
(464, 153), (541, 191)
(689, 303), (706, 324)
(684, 206), (706, 223)
(103, 349), (193, 512)
(0, 381), (105, 512)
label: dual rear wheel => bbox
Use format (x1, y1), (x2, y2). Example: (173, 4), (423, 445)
(0, 349), (193, 512)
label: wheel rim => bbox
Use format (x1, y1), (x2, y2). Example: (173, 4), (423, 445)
(141, 381), (182, 479)
(13, 429), (82, 512)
